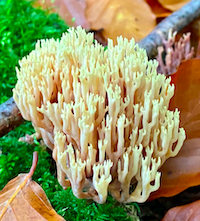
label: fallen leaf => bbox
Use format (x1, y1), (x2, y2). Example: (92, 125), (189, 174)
(150, 138), (200, 200)
(145, 0), (171, 18)
(158, 0), (190, 11)
(149, 59), (200, 200)
(0, 152), (64, 221)
(35, 0), (90, 29)
(34, 0), (198, 48)
(170, 59), (200, 139)
(162, 199), (200, 221)
(86, 0), (156, 44)
(35, 0), (156, 44)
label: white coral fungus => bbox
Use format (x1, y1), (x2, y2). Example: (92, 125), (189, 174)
(13, 27), (186, 204)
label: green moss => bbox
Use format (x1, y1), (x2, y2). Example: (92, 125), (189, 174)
(0, 0), (68, 104)
(0, 0), (139, 220)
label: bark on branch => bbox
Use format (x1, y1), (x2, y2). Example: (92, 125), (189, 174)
(1, 0), (200, 137)
(0, 97), (24, 137)
(138, 0), (200, 59)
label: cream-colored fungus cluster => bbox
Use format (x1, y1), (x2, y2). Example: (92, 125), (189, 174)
(13, 27), (186, 204)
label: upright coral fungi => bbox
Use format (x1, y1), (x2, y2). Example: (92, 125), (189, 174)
(13, 27), (186, 204)
(156, 29), (194, 76)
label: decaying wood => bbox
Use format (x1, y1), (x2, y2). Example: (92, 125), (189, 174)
(0, 97), (24, 137)
(1, 0), (200, 137)
(138, 0), (200, 59)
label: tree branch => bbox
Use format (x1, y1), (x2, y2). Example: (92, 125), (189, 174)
(0, 97), (24, 137)
(138, 0), (200, 59)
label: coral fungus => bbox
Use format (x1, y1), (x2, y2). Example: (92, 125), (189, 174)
(156, 30), (194, 76)
(13, 27), (186, 204)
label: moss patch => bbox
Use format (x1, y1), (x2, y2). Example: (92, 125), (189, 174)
(0, 0), (68, 103)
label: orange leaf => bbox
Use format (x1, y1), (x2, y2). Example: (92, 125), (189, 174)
(158, 0), (190, 11)
(150, 138), (200, 200)
(145, 0), (172, 18)
(0, 152), (64, 221)
(170, 59), (200, 139)
(35, 0), (156, 44)
(86, 0), (156, 44)
(149, 58), (200, 200)
(162, 199), (200, 221)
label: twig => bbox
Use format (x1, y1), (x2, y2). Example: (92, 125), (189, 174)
(0, 97), (24, 137)
(138, 0), (200, 59)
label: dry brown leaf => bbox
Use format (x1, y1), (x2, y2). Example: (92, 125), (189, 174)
(149, 58), (200, 200)
(150, 138), (200, 200)
(35, 0), (156, 44)
(86, 0), (156, 44)
(145, 0), (171, 18)
(170, 59), (200, 139)
(162, 199), (200, 221)
(0, 152), (64, 221)
(158, 0), (190, 11)
(35, 0), (90, 28)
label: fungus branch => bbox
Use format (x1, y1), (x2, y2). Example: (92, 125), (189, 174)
(13, 27), (186, 203)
